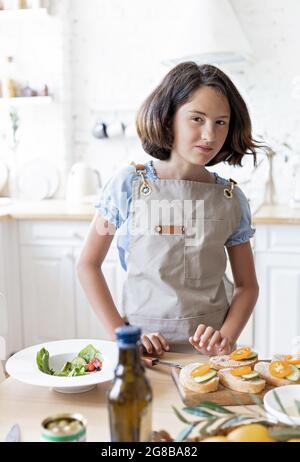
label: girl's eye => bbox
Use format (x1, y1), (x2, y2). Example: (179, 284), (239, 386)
(192, 117), (203, 123)
(217, 120), (226, 126)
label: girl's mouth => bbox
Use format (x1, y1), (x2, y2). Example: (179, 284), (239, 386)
(195, 145), (213, 153)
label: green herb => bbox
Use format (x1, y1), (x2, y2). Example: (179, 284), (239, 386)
(9, 110), (19, 146)
(269, 426), (300, 442)
(173, 400), (273, 441)
(172, 406), (193, 424)
(36, 348), (54, 375)
(182, 406), (217, 418)
(195, 400), (234, 415)
(175, 424), (197, 442)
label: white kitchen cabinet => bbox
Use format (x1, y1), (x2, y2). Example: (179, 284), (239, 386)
(18, 221), (126, 349)
(225, 248), (254, 348)
(0, 220), (23, 357)
(0, 221), (7, 358)
(74, 245), (126, 340)
(20, 245), (76, 347)
(254, 224), (300, 357)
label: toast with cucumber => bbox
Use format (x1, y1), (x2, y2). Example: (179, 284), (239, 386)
(218, 366), (266, 393)
(209, 347), (258, 370)
(254, 355), (300, 387)
(179, 362), (219, 393)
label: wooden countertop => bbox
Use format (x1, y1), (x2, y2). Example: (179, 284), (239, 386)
(0, 352), (259, 442)
(252, 204), (300, 225)
(0, 200), (95, 221)
(1, 200), (300, 224)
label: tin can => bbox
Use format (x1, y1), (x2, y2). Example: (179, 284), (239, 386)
(41, 413), (87, 442)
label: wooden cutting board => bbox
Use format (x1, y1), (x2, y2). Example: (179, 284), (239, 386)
(171, 367), (274, 406)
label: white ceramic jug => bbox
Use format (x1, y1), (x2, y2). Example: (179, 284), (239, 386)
(66, 162), (102, 204)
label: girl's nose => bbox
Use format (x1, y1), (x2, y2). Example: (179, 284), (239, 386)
(201, 123), (215, 142)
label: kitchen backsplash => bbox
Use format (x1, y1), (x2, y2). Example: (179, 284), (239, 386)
(0, 0), (299, 206)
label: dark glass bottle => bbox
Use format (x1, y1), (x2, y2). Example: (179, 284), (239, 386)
(107, 326), (153, 442)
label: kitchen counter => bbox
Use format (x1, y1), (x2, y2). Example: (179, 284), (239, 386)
(0, 199), (95, 221)
(252, 204), (300, 225)
(0, 352), (259, 442)
(1, 200), (300, 224)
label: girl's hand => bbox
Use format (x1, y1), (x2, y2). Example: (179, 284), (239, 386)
(189, 324), (234, 356)
(141, 332), (170, 356)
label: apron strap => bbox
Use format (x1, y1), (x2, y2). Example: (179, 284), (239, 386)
(224, 178), (237, 199)
(131, 161), (237, 199)
(130, 161), (152, 196)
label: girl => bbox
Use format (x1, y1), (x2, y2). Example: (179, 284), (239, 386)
(77, 62), (260, 357)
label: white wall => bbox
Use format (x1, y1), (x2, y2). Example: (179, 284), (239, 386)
(0, 0), (299, 205)
(0, 0), (71, 196)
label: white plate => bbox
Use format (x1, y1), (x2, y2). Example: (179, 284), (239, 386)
(18, 172), (49, 200)
(18, 159), (60, 199)
(6, 339), (118, 393)
(0, 159), (8, 193)
(264, 385), (300, 425)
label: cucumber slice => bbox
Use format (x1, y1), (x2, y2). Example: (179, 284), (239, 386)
(193, 370), (217, 383)
(286, 365), (300, 382)
(241, 372), (260, 381)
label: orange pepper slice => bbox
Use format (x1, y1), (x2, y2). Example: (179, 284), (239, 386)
(191, 364), (211, 377)
(284, 355), (300, 365)
(230, 347), (252, 361)
(269, 361), (293, 378)
(230, 366), (252, 377)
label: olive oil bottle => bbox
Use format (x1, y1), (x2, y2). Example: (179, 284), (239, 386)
(108, 326), (152, 442)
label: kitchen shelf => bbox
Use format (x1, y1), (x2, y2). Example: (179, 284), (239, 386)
(0, 96), (52, 106)
(0, 8), (48, 20)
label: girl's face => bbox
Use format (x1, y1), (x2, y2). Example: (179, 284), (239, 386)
(171, 85), (231, 166)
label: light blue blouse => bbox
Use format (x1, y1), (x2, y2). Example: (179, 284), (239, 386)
(95, 159), (256, 271)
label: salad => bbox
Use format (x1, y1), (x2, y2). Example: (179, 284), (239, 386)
(36, 344), (103, 377)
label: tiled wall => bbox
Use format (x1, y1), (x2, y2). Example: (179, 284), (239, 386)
(0, 0), (299, 205)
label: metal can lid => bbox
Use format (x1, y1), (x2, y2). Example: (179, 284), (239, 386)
(41, 413), (87, 442)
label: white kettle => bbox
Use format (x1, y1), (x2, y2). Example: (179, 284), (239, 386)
(66, 162), (102, 204)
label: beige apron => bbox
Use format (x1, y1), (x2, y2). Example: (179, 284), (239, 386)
(122, 163), (241, 352)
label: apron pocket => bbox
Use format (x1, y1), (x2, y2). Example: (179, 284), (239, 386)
(184, 219), (229, 285)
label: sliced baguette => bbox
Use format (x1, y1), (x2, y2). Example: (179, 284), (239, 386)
(254, 361), (300, 387)
(179, 362), (219, 393)
(209, 355), (258, 371)
(218, 368), (266, 394)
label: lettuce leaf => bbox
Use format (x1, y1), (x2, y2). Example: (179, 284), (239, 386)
(77, 344), (103, 363)
(36, 348), (54, 375)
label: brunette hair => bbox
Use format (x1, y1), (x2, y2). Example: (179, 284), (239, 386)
(136, 61), (263, 167)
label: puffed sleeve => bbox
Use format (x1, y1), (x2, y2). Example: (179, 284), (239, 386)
(225, 186), (256, 247)
(94, 165), (135, 229)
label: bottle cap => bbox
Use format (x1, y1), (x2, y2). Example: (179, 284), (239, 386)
(115, 325), (141, 346)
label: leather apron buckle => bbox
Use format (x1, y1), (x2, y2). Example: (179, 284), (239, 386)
(224, 178), (237, 199)
(130, 161), (152, 196)
(155, 225), (185, 235)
